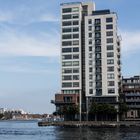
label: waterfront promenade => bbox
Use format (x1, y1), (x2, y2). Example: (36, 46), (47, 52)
(38, 121), (140, 128)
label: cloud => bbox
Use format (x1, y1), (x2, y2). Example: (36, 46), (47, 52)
(121, 30), (140, 55)
(0, 29), (60, 57)
(39, 14), (59, 22)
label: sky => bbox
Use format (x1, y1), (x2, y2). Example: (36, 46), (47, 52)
(0, 0), (140, 114)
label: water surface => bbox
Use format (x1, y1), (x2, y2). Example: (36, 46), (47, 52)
(0, 121), (139, 140)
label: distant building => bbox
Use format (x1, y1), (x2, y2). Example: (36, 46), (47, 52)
(122, 76), (140, 119)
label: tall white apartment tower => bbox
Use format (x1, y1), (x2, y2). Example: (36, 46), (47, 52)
(61, 2), (95, 101)
(85, 10), (121, 104)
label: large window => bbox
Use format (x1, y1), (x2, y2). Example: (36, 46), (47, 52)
(107, 66), (114, 72)
(107, 59), (114, 64)
(107, 45), (113, 50)
(107, 52), (114, 57)
(108, 88), (115, 94)
(108, 81), (115, 86)
(73, 27), (79, 32)
(62, 41), (72, 46)
(62, 8), (71, 13)
(95, 19), (101, 24)
(62, 21), (71, 26)
(62, 62), (72, 66)
(72, 14), (79, 19)
(62, 48), (72, 53)
(107, 74), (114, 79)
(73, 75), (79, 80)
(106, 31), (113, 36)
(73, 68), (79, 73)
(107, 38), (113, 43)
(62, 75), (72, 80)
(73, 54), (79, 59)
(73, 61), (79, 66)
(73, 82), (79, 87)
(62, 82), (72, 87)
(62, 69), (72, 73)
(106, 24), (113, 29)
(73, 21), (79, 25)
(73, 47), (79, 52)
(62, 28), (71, 33)
(62, 55), (72, 60)
(62, 15), (71, 20)
(72, 7), (79, 12)
(106, 17), (113, 23)
(62, 34), (72, 39)
(73, 40), (79, 45)
(73, 34), (79, 39)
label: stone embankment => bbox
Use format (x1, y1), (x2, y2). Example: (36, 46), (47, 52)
(38, 121), (140, 128)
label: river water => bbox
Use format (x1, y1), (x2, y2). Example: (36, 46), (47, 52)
(0, 121), (140, 140)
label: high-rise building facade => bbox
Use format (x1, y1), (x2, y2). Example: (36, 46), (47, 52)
(53, 1), (121, 120)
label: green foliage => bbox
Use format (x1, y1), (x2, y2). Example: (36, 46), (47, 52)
(119, 103), (129, 114)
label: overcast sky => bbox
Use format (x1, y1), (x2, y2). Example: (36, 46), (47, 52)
(0, 0), (139, 114)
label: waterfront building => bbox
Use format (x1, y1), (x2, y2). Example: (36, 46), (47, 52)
(53, 1), (121, 121)
(122, 76), (140, 119)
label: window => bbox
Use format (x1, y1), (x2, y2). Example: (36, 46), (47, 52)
(62, 55), (72, 60)
(96, 60), (101, 66)
(89, 89), (93, 94)
(89, 33), (92, 38)
(89, 60), (92, 65)
(73, 40), (79, 45)
(89, 82), (93, 87)
(89, 46), (92, 51)
(108, 81), (115, 86)
(107, 45), (113, 50)
(73, 75), (79, 80)
(62, 41), (72, 46)
(95, 39), (101, 45)
(62, 28), (72, 33)
(107, 52), (114, 57)
(107, 59), (114, 64)
(73, 82), (79, 87)
(106, 17), (113, 23)
(95, 26), (101, 31)
(106, 24), (113, 29)
(89, 67), (92, 72)
(107, 38), (113, 43)
(95, 19), (101, 24)
(88, 26), (92, 31)
(95, 32), (101, 38)
(73, 68), (79, 73)
(62, 21), (71, 26)
(62, 69), (72, 73)
(96, 53), (101, 59)
(107, 66), (114, 72)
(62, 15), (71, 20)
(73, 61), (79, 66)
(89, 39), (92, 45)
(62, 34), (72, 39)
(108, 88), (115, 94)
(73, 34), (79, 39)
(73, 54), (79, 59)
(62, 82), (72, 87)
(72, 7), (79, 12)
(107, 74), (114, 79)
(62, 75), (72, 80)
(73, 27), (79, 32)
(95, 46), (101, 52)
(96, 82), (102, 88)
(106, 31), (113, 36)
(96, 74), (102, 80)
(96, 67), (101, 73)
(62, 62), (72, 66)
(89, 53), (92, 58)
(72, 14), (79, 19)
(89, 74), (93, 80)
(73, 47), (79, 52)
(73, 21), (79, 25)
(62, 8), (71, 13)
(88, 19), (92, 24)
(62, 48), (72, 53)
